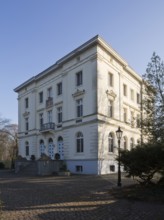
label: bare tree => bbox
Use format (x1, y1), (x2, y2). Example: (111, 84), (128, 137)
(0, 117), (18, 168)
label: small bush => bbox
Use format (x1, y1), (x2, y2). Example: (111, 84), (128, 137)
(30, 155), (36, 161)
(55, 153), (60, 160)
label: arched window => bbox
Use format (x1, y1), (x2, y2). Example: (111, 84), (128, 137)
(49, 138), (53, 143)
(40, 139), (44, 144)
(76, 132), (83, 153)
(130, 138), (134, 149)
(25, 141), (29, 156)
(123, 136), (127, 150)
(58, 136), (63, 142)
(137, 139), (140, 145)
(108, 133), (114, 152)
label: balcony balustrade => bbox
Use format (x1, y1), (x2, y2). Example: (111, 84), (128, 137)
(40, 122), (55, 132)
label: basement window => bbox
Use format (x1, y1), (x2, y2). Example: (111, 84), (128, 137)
(110, 165), (115, 172)
(76, 165), (83, 173)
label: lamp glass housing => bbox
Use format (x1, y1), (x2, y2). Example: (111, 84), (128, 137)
(116, 126), (123, 140)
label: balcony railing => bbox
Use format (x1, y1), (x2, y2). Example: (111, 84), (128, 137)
(46, 97), (53, 108)
(40, 122), (55, 132)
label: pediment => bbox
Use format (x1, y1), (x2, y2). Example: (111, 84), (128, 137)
(72, 89), (85, 98)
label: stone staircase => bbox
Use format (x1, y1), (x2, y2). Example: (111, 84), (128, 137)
(15, 161), (38, 176)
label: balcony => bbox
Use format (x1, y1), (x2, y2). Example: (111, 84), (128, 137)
(46, 97), (53, 108)
(40, 122), (55, 132)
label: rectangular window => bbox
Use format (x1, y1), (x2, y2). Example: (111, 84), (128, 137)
(47, 87), (52, 98)
(76, 71), (83, 86)
(123, 108), (127, 122)
(130, 89), (134, 101)
(131, 111), (134, 128)
(108, 73), (114, 87)
(110, 165), (115, 172)
(25, 98), (29, 108)
(108, 101), (114, 118)
(108, 134), (114, 152)
(137, 114), (140, 128)
(123, 84), (127, 96)
(137, 93), (140, 104)
(39, 92), (43, 103)
(57, 82), (62, 96)
(76, 99), (83, 117)
(25, 118), (29, 131)
(57, 106), (62, 123)
(47, 110), (52, 123)
(39, 113), (44, 128)
(76, 165), (83, 172)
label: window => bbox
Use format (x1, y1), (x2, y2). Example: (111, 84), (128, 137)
(76, 71), (83, 86)
(25, 141), (29, 156)
(136, 114), (140, 128)
(39, 91), (43, 103)
(76, 99), (83, 118)
(108, 100), (113, 118)
(40, 140), (45, 155)
(57, 82), (62, 95)
(47, 110), (52, 123)
(47, 87), (52, 98)
(130, 138), (134, 149)
(137, 93), (140, 104)
(131, 111), (134, 127)
(25, 118), (29, 131)
(76, 132), (83, 153)
(123, 136), (127, 150)
(108, 73), (114, 87)
(76, 165), (83, 172)
(123, 84), (127, 96)
(130, 89), (134, 101)
(108, 133), (114, 152)
(25, 98), (29, 108)
(110, 165), (115, 172)
(123, 108), (127, 122)
(39, 113), (44, 128)
(57, 106), (62, 123)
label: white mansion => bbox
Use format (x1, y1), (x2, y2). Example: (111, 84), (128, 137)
(14, 35), (143, 175)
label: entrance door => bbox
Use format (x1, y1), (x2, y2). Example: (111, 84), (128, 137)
(40, 140), (45, 156)
(48, 138), (54, 159)
(57, 136), (64, 160)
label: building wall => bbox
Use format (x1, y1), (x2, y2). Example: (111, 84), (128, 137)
(15, 36), (143, 175)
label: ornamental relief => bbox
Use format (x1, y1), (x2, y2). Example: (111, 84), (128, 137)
(106, 90), (117, 101)
(23, 111), (30, 117)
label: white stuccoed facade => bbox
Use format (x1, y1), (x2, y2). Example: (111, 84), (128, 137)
(14, 35), (143, 174)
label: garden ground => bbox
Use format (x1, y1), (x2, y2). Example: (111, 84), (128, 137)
(0, 170), (163, 220)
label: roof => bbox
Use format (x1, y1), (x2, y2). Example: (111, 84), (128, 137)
(14, 35), (141, 92)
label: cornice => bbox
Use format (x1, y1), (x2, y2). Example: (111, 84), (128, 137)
(14, 35), (142, 92)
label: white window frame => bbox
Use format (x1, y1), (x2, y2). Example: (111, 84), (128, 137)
(108, 72), (114, 87)
(57, 82), (62, 96)
(76, 99), (83, 118)
(76, 132), (84, 153)
(57, 106), (62, 123)
(76, 71), (83, 86)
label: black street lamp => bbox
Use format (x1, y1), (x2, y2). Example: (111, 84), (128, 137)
(116, 126), (123, 187)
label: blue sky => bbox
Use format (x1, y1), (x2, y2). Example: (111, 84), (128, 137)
(1, 0), (164, 123)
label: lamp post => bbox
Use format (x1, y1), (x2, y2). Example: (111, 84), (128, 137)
(116, 126), (123, 187)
